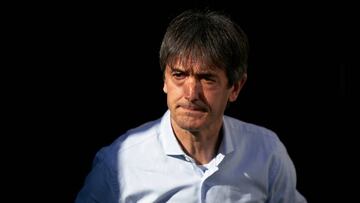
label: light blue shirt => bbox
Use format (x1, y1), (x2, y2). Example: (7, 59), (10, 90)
(76, 110), (307, 203)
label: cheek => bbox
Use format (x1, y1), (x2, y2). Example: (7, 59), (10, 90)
(205, 90), (230, 107)
(171, 89), (184, 101)
(166, 83), (183, 100)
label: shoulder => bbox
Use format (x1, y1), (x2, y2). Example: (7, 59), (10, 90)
(93, 117), (162, 168)
(223, 115), (284, 153)
(114, 118), (162, 150)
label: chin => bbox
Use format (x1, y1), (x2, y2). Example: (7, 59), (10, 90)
(176, 118), (205, 131)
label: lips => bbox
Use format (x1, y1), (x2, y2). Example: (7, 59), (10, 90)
(179, 103), (207, 112)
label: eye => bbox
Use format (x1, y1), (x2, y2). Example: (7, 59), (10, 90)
(200, 74), (216, 83)
(172, 71), (186, 80)
(203, 76), (215, 82)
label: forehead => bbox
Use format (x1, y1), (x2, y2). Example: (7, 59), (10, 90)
(167, 58), (221, 73)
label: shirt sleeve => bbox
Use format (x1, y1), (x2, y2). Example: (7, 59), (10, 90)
(266, 141), (307, 203)
(75, 151), (119, 203)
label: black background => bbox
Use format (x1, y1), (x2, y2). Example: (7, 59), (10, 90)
(7, 1), (355, 202)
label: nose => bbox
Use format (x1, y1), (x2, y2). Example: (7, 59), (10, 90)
(184, 77), (201, 102)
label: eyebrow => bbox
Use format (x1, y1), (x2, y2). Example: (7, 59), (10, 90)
(170, 67), (184, 72)
(170, 66), (217, 75)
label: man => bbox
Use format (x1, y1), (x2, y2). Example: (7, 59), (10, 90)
(75, 9), (307, 203)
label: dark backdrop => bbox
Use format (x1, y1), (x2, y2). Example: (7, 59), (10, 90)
(11, 1), (355, 202)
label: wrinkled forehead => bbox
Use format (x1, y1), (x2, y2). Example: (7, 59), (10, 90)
(166, 56), (221, 73)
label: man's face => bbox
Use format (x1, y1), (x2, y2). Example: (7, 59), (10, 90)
(163, 61), (245, 132)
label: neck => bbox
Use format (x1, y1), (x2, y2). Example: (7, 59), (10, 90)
(172, 122), (223, 165)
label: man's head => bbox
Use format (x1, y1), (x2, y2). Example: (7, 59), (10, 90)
(160, 9), (249, 87)
(160, 9), (249, 132)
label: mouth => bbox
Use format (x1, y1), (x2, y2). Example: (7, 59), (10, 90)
(178, 104), (208, 112)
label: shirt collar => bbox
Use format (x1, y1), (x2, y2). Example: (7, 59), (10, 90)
(159, 110), (185, 156)
(219, 116), (235, 155)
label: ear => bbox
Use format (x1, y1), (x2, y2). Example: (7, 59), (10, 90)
(163, 82), (168, 94)
(229, 73), (247, 102)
